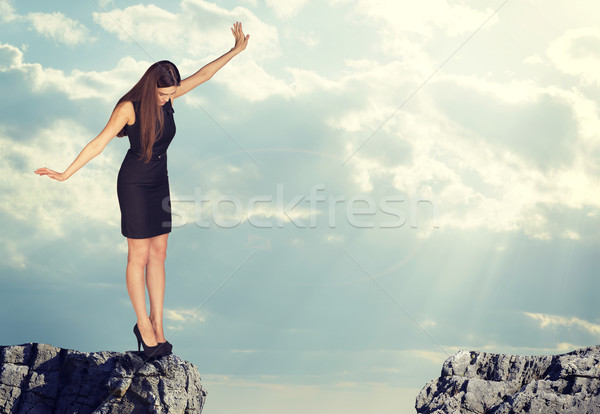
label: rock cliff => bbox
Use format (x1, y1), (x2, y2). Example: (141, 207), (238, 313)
(416, 345), (600, 413)
(0, 343), (206, 413)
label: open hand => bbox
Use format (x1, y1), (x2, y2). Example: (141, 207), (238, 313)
(231, 21), (249, 53)
(35, 167), (67, 181)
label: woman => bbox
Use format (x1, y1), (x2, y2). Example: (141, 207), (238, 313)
(35, 22), (249, 358)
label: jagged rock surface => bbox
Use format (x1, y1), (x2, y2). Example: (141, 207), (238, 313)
(416, 345), (600, 413)
(0, 343), (207, 413)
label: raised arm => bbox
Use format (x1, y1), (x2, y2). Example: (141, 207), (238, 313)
(35, 101), (134, 181)
(174, 21), (249, 99)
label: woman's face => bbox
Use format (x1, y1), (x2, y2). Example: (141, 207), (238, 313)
(157, 86), (178, 105)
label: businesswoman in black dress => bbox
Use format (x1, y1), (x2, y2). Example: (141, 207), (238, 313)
(35, 22), (249, 358)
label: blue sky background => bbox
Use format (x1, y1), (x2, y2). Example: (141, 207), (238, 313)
(1, 0), (600, 412)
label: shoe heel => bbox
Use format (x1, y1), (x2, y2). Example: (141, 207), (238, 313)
(133, 324), (142, 352)
(133, 323), (163, 359)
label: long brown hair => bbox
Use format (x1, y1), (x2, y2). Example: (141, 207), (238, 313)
(116, 60), (181, 162)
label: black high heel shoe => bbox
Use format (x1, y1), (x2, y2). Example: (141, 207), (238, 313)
(133, 324), (164, 359)
(158, 340), (173, 355)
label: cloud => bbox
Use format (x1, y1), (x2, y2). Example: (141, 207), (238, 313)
(295, 29), (319, 48)
(265, 0), (307, 19)
(211, 61), (339, 102)
(0, 3), (90, 45)
(91, 1), (286, 103)
(0, 0), (16, 22)
(93, 4), (178, 45)
(323, 54), (600, 239)
(211, 59), (293, 101)
(410, 349), (451, 364)
(165, 308), (207, 330)
(548, 27), (600, 85)
(525, 312), (600, 336)
(3, 2), (598, 247)
(170, 185), (318, 230)
(0, 119), (121, 238)
(93, 0), (279, 62)
(351, 0), (497, 52)
(0, 42), (21, 69)
(0, 43), (149, 101)
(27, 12), (91, 46)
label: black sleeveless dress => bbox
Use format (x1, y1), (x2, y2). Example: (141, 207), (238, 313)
(116, 99), (176, 239)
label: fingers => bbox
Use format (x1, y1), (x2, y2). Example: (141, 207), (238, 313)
(35, 168), (53, 175)
(34, 168), (60, 180)
(231, 21), (244, 36)
(231, 21), (248, 51)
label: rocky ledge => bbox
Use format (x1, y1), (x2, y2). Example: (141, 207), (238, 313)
(0, 343), (207, 413)
(416, 345), (600, 413)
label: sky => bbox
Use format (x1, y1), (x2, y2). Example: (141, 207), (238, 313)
(1, 0), (600, 412)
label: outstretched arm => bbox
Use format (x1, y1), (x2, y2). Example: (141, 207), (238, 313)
(174, 21), (249, 99)
(35, 101), (133, 181)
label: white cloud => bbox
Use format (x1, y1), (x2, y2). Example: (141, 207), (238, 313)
(165, 308), (207, 330)
(0, 43), (148, 101)
(3, 2), (598, 244)
(265, 0), (307, 19)
(0, 120), (121, 238)
(93, 4), (179, 45)
(524, 54), (543, 65)
(182, 187), (316, 228)
(0, 4), (90, 45)
(0, 0), (16, 22)
(439, 74), (541, 104)
(325, 57), (600, 238)
(212, 60), (339, 101)
(344, 113), (593, 239)
(231, 349), (258, 354)
(548, 27), (600, 85)
(27, 11), (91, 46)
(525, 312), (600, 337)
(0, 42), (22, 69)
(298, 30), (319, 47)
(353, 0), (497, 40)
(409, 349), (447, 364)
(93, 0), (279, 62)
(90, 1), (287, 103)
(211, 59), (293, 101)
(325, 234), (343, 243)
(286, 67), (338, 95)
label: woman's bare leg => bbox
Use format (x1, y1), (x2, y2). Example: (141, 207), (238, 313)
(126, 237), (158, 347)
(147, 233), (168, 343)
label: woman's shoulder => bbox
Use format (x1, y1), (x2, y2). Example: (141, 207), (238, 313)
(115, 101), (135, 119)
(116, 100), (135, 111)
(115, 101), (136, 126)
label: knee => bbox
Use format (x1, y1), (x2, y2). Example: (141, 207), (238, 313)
(127, 250), (149, 268)
(149, 244), (167, 263)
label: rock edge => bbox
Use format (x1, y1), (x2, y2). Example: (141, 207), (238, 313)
(416, 345), (600, 413)
(0, 343), (207, 414)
